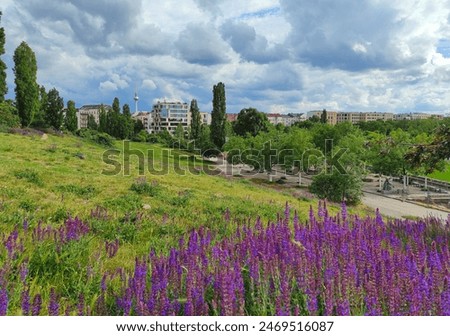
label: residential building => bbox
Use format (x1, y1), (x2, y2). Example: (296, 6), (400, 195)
(77, 104), (111, 129)
(267, 113), (306, 126)
(307, 110), (338, 125)
(200, 112), (212, 125)
(150, 100), (190, 134)
(226, 113), (238, 122)
(131, 111), (152, 130)
(394, 112), (444, 120)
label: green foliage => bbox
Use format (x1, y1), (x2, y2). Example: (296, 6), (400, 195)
(0, 12), (7, 102)
(196, 124), (215, 155)
(32, 85), (48, 128)
(112, 97), (120, 114)
(13, 41), (39, 127)
(122, 103), (131, 117)
(132, 129), (148, 142)
(65, 100), (77, 132)
(75, 128), (114, 147)
(211, 82), (226, 149)
(0, 100), (20, 128)
(133, 119), (145, 135)
(98, 105), (108, 133)
(233, 107), (269, 137)
(14, 168), (44, 186)
(87, 114), (98, 130)
(320, 109), (327, 124)
(406, 124), (450, 173)
(45, 87), (64, 129)
(56, 184), (97, 199)
(310, 170), (362, 205)
(190, 99), (201, 140)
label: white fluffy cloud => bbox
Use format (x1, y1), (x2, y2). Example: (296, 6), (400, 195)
(1, 0), (450, 114)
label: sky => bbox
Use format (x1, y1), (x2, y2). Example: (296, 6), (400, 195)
(1, 0), (450, 115)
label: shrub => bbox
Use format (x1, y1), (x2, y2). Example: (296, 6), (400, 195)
(75, 129), (114, 147)
(309, 170), (362, 205)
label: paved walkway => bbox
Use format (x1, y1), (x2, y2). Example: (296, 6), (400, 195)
(212, 160), (450, 220)
(362, 192), (449, 219)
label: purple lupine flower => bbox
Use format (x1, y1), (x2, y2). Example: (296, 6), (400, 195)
(0, 288), (8, 315)
(48, 288), (59, 316)
(20, 261), (29, 284)
(21, 289), (30, 315)
(77, 294), (85, 316)
(23, 219), (29, 232)
(32, 294), (42, 316)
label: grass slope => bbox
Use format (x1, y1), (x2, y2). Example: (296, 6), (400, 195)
(428, 162), (450, 182)
(0, 132), (357, 252)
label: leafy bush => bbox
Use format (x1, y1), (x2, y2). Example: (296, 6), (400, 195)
(0, 101), (21, 130)
(75, 129), (115, 147)
(132, 130), (149, 142)
(309, 170), (362, 205)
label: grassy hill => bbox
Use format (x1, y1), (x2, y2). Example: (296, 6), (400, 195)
(0, 131), (358, 258)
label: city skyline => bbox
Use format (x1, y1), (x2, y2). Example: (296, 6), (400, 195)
(1, 1), (450, 114)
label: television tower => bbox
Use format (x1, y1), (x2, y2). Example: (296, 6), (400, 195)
(134, 90), (139, 114)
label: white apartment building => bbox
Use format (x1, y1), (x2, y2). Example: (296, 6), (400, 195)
(150, 100), (190, 134)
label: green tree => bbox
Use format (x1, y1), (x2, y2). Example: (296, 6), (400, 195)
(406, 124), (450, 173)
(190, 99), (201, 140)
(122, 104), (134, 139)
(45, 87), (64, 129)
(197, 124), (215, 155)
(233, 107), (269, 137)
(320, 109), (327, 124)
(133, 119), (144, 135)
(210, 82), (226, 149)
(0, 12), (7, 102)
(87, 114), (98, 130)
(32, 85), (47, 127)
(98, 104), (108, 133)
(0, 100), (20, 128)
(123, 103), (131, 117)
(112, 97), (120, 114)
(64, 100), (77, 132)
(13, 41), (39, 127)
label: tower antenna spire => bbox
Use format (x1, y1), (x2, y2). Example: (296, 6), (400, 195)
(134, 86), (139, 114)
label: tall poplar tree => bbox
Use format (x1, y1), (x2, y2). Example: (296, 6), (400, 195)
(13, 42), (39, 127)
(190, 99), (201, 140)
(210, 82), (226, 149)
(65, 100), (77, 132)
(0, 12), (7, 102)
(45, 87), (64, 129)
